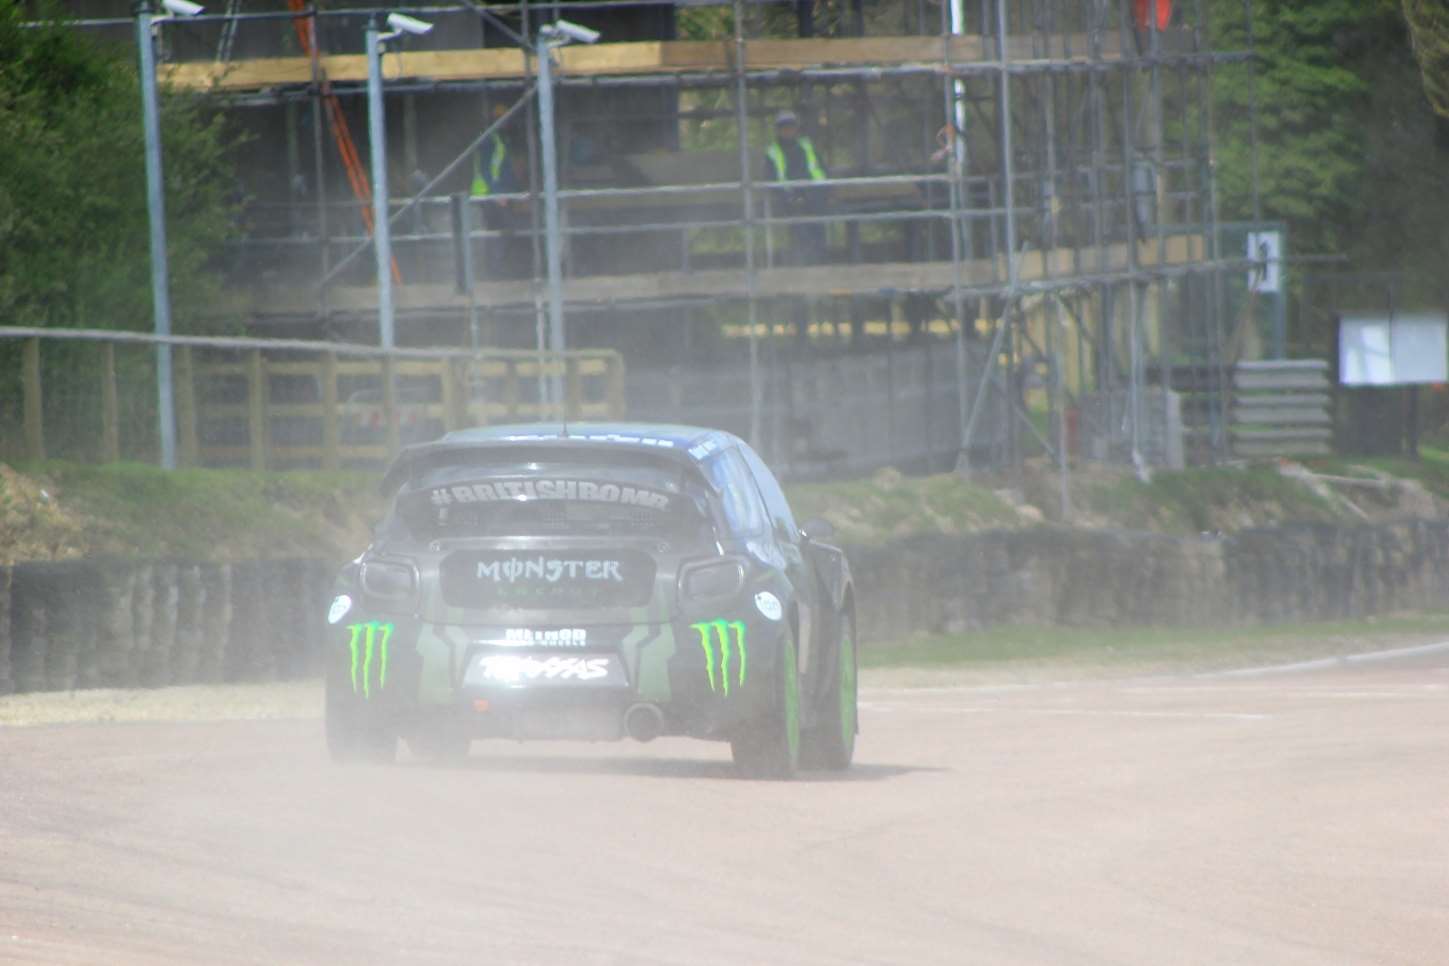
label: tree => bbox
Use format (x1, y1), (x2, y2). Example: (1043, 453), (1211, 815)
(1211, 0), (1449, 313)
(1403, 0), (1449, 119)
(1210, 1), (1402, 253)
(0, 5), (238, 332)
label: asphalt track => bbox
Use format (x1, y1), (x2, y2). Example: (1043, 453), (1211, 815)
(3, 656), (1448, 965)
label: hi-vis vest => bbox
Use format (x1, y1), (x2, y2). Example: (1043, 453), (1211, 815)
(471, 133), (507, 197)
(766, 137), (825, 183)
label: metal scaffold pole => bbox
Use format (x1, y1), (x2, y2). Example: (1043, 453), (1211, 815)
(942, 0), (973, 471)
(537, 33), (567, 413)
(733, 0), (763, 449)
(135, 6), (178, 471)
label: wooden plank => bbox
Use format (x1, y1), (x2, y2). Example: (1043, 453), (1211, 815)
(246, 349), (268, 471)
(1231, 407), (1332, 425)
(441, 359), (461, 432)
(100, 343), (120, 463)
(606, 355), (626, 417)
(321, 351), (340, 472)
(254, 235), (1206, 315)
(381, 356), (400, 458)
(1230, 427), (1333, 441)
(165, 34), (1139, 93)
(565, 357), (583, 421)
(21, 338), (43, 462)
(174, 347), (199, 467)
(1236, 359), (1329, 372)
(1234, 440), (1333, 458)
(1229, 392), (1329, 409)
(1234, 370), (1330, 391)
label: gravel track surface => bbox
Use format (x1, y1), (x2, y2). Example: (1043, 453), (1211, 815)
(3, 659), (1448, 965)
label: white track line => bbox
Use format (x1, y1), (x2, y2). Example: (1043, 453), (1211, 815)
(864, 640), (1449, 696)
(1192, 640), (1449, 679)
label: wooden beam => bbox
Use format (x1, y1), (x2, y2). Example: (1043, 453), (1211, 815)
(21, 338), (43, 462)
(174, 346), (199, 467)
(160, 32), (1157, 93)
(246, 349), (268, 472)
(257, 234), (1207, 315)
(321, 351), (340, 472)
(100, 343), (120, 463)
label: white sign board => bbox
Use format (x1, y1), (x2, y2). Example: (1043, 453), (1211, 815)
(1246, 230), (1281, 294)
(1339, 313), (1449, 386)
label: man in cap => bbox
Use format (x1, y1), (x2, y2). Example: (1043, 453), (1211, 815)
(763, 109), (830, 265)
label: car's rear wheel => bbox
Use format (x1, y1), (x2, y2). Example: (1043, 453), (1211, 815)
(801, 613), (857, 771)
(325, 678), (396, 764)
(730, 633), (800, 780)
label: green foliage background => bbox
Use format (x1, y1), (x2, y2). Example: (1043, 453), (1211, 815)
(0, 4), (238, 333)
(1210, 0), (1449, 310)
(1403, 0), (1449, 119)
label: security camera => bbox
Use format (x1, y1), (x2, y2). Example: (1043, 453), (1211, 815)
(161, 0), (204, 16)
(543, 19), (601, 45)
(386, 12), (434, 36)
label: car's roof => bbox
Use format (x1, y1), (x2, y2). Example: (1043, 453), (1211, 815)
(437, 422), (722, 452)
(380, 422), (738, 493)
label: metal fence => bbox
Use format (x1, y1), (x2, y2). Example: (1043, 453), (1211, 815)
(629, 343), (1001, 479)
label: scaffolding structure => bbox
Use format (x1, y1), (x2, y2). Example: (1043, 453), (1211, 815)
(66, 0), (1259, 479)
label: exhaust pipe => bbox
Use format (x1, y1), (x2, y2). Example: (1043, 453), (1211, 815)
(624, 703), (665, 743)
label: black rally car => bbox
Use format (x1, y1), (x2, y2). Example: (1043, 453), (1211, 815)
(324, 423), (858, 779)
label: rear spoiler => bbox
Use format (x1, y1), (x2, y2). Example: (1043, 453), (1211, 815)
(379, 439), (705, 498)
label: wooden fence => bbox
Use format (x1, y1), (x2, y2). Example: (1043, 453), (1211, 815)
(192, 350), (624, 469)
(1, 329), (625, 469)
(1231, 359), (1333, 458)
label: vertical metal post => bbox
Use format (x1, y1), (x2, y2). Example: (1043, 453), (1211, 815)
(996, 0), (1019, 291)
(960, 0), (1021, 465)
(537, 37), (568, 412)
(1119, 2), (1145, 475)
(733, 0), (763, 448)
(308, 8), (330, 320)
(941, 0), (973, 469)
(366, 21), (395, 354)
(519, 13), (550, 408)
(366, 20), (401, 453)
(136, 7), (177, 470)
(948, 0), (969, 167)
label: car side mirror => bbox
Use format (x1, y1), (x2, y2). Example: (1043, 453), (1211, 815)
(800, 517), (835, 544)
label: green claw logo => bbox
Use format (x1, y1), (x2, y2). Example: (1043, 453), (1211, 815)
(345, 621), (393, 699)
(690, 620), (747, 695)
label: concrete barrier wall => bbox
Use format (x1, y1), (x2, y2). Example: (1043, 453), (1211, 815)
(1, 519), (1445, 694)
(847, 519), (1449, 644)
(0, 558), (335, 696)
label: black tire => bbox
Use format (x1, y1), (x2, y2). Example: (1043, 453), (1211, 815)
(730, 632), (800, 780)
(801, 613), (857, 771)
(325, 678), (396, 764)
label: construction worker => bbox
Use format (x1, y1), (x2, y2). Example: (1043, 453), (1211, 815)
(472, 102), (516, 200)
(471, 101), (520, 277)
(763, 109), (829, 265)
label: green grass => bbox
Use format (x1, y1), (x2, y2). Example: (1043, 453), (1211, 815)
(15, 461), (381, 562)
(1305, 447), (1449, 499)
(1075, 465), (1342, 533)
(866, 612), (1449, 672)
(785, 471), (1019, 544)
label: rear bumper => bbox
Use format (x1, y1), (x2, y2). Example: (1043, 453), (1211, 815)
(326, 611), (789, 740)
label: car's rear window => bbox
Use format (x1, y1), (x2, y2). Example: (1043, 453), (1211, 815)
(394, 454), (710, 541)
